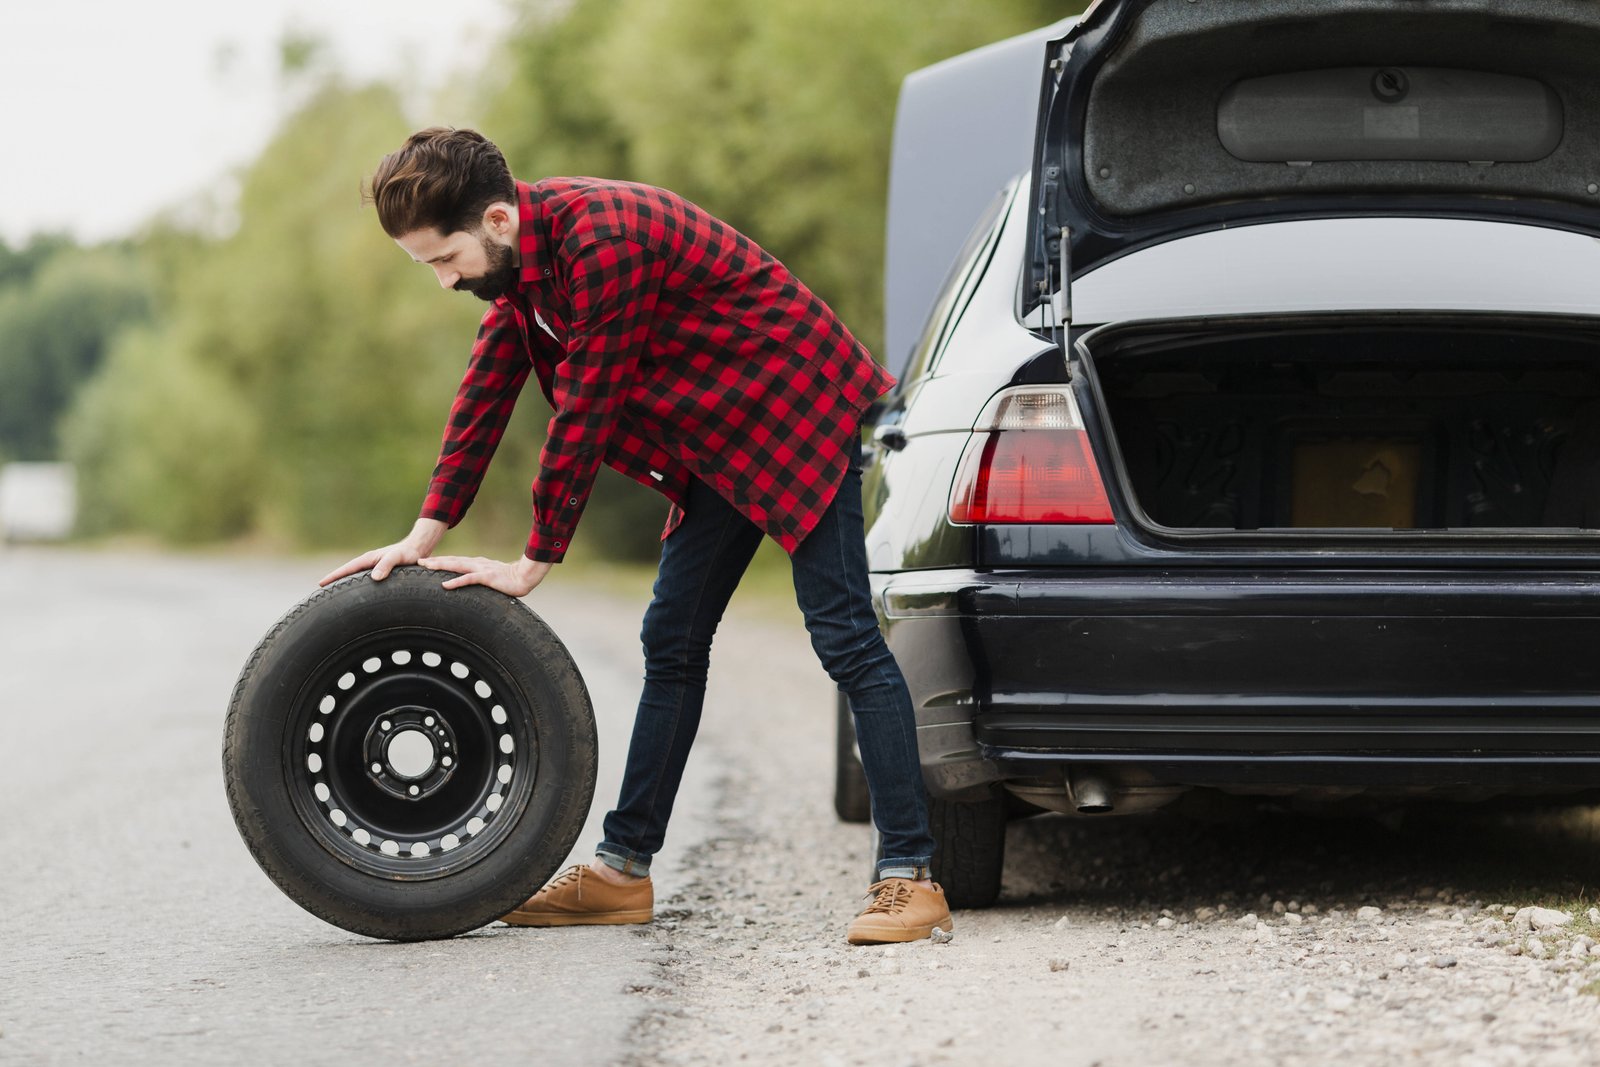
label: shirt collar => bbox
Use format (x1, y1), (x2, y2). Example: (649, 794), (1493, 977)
(516, 179), (554, 290)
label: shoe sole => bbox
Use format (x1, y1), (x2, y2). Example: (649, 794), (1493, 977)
(500, 908), (653, 928)
(846, 918), (953, 946)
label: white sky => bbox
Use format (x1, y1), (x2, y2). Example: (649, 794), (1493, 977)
(0, 0), (514, 245)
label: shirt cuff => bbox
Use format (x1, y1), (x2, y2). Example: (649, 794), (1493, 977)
(420, 504), (462, 529)
(525, 528), (570, 563)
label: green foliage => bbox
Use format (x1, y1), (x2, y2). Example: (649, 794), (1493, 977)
(0, 246), (150, 460)
(64, 80), (510, 547)
(0, 234), (75, 289)
(64, 4), (1085, 559)
(64, 328), (259, 541)
(479, 0), (634, 181)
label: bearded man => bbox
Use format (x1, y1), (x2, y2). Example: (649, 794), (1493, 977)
(321, 127), (950, 945)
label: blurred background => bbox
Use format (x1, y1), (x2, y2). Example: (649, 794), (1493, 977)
(0, 0), (1084, 566)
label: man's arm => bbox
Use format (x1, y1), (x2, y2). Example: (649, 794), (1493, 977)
(420, 301), (532, 527)
(387, 238), (663, 594)
(417, 237), (663, 594)
(525, 235), (664, 562)
(319, 302), (528, 587)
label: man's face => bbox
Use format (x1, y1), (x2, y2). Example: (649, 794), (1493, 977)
(396, 221), (519, 303)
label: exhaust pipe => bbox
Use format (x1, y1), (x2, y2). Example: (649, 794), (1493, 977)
(1067, 771), (1114, 814)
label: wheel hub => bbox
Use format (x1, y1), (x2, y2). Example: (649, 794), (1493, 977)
(292, 636), (531, 877)
(364, 706), (459, 800)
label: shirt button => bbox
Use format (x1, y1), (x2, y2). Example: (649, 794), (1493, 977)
(568, 497), (578, 505)
(554, 541), (562, 548)
(543, 268), (551, 276)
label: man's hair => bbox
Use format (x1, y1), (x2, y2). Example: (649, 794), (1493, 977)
(367, 127), (515, 238)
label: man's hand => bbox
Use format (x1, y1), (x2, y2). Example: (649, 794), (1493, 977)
(420, 554), (552, 597)
(319, 518), (447, 587)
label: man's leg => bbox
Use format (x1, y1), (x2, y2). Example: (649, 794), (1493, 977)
(594, 476), (764, 874)
(789, 445), (949, 943)
(503, 477), (762, 926)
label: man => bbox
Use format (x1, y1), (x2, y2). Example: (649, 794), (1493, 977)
(321, 127), (950, 945)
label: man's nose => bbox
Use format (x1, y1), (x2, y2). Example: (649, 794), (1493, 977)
(433, 266), (458, 289)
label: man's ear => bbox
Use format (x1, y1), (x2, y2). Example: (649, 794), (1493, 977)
(482, 201), (517, 238)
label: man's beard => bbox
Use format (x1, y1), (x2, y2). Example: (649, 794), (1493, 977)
(455, 234), (519, 302)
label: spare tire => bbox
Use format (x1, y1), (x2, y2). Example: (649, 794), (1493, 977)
(223, 566), (597, 941)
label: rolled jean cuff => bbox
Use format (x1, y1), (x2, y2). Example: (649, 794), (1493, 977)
(595, 844), (652, 877)
(876, 857), (933, 880)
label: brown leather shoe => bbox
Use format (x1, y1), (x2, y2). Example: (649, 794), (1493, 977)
(846, 878), (953, 945)
(500, 865), (653, 927)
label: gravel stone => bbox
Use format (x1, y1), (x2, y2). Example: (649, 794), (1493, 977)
(1357, 906), (1383, 922)
(1514, 907), (1573, 932)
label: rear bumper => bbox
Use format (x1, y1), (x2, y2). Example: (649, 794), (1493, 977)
(878, 567), (1600, 799)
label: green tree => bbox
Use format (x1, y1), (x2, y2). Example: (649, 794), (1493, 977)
(65, 328), (259, 541)
(0, 246), (150, 460)
(0, 234), (74, 290)
(64, 80), (529, 547)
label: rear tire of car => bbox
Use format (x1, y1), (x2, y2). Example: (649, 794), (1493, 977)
(833, 692), (872, 823)
(929, 792), (1006, 909)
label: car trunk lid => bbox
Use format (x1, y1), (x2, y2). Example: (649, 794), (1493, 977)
(1028, 0), (1600, 313)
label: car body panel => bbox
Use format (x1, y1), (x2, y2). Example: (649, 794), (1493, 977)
(883, 17), (1075, 379)
(882, 567), (1600, 798)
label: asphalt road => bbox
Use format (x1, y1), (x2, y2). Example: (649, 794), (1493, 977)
(11, 547), (1600, 1067)
(0, 548), (714, 1066)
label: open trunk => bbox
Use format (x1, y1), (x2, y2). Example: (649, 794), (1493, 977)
(1083, 316), (1600, 535)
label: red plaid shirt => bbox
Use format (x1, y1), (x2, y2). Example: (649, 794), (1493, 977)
(420, 178), (895, 563)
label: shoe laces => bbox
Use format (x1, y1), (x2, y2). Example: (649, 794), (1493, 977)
(861, 878), (916, 916)
(550, 865), (585, 888)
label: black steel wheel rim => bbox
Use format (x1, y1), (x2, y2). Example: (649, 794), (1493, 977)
(284, 626), (538, 880)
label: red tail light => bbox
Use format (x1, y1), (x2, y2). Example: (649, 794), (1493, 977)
(948, 387), (1114, 525)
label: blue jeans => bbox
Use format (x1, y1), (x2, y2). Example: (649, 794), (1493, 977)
(595, 444), (935, 881)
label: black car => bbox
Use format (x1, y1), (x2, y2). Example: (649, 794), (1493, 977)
(841, 0), (1600, 907)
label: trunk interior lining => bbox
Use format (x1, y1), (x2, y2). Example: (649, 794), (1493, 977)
(1088, 322), (1600, 532)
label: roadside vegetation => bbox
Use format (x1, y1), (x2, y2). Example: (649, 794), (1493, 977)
(5, 1), (1083, 561)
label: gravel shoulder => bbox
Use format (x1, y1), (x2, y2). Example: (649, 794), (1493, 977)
(624, 594), (1600, 1067)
